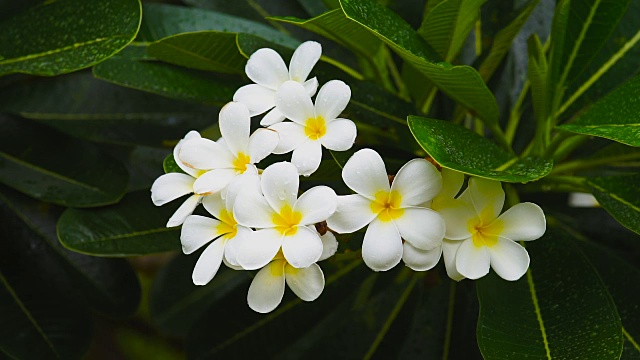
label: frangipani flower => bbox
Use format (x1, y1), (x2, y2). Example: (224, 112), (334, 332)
(270, 80), (356, 176)
(179, 102), (279, 195)
(326, 149), (446, 272)
(233, 41), (321, 126)
(233, 161), (337, 270)
(151, 131), (209, 227)
(438, 177), (546, 281)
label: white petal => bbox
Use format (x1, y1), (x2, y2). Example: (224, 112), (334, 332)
(455, 239), (491, 280)
(321, 119), (356, 151)
(468, 177), (505, 224)
(303, 77), (318, 97)
(288, 41), (321, 82)
(260, 107), (287, 126)
(245, 48), (288, 90)
(314, 80), (351, 120)
(436, 199), (475, 240)
(291, 140), (322, 176)
(294, 186), (337, 225)
(233, 84), (275, 116)
(192, 169), (237, 195)
(192, 239), (226, 285)
(173, 131), (201, 176)
(224, 171), (261, 210)
(362, 218), (403, 271)
(394, 207), (445, 250)
(151, 173), (194, 206)
(223, 226), (252, 268)
(439, 168), (464, 199)
(236, 228), (282, 270)
(326, 194), (377, 233)
(489, 238), (530, 281)
(248, 260), (286, 313)
(261, 161), (299, 211)
(319, 231), (338, 261)
(181, 215), (220, 254)
(442, 239), (465, 281)
(179, 137), (234, 170)
(342, 148), (390, 199)
(248, 128), (279, 163)
(282, 226), (323, 268)
(269, 121), (307, 154)
(233, 190), (275, 229)
(402, 242), (442, 271)
(201, 192), (225, 218)
(486, 203), (546, 241)
(219, 102), (250, 156)
(391, 159), (442, 207)
(285, 263), (324, 301)
(275, 80), (315, 124)
(167, 194), (202, 227)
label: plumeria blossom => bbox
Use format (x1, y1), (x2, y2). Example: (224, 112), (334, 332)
(178, 102), (279, 195)
(327, 149), (446, 272)
(437, 177), (546, 281)
(233, 41), (321, 126)
(270, 80), (356, 176)
(233, 161), (337, 270)
(151, 131), (209, 227)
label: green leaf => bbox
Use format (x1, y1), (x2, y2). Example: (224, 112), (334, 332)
(408, 116), (552, 182)
(126, 146), (167, 192)
(0, 0), (141, 76)
(417, 0), (486, 61)
(476, 227), (623, 359)
(93, 55), (237, 105)
(557, 74), (640, 146)
(0, 117), (129, 207)
(57, 190), (182, 256)
(163, 154), (184, 174)
(339, 0), (500, 126)
(587, 174), (640, 235)
(0, 186), (140, 316)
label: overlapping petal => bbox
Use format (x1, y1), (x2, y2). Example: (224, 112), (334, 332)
(285, 263), (324, 301)
(151, 173), (195, 206)
(342, 149), (390, 198)
(233, 84), (275, 116)
(248, 259), (286, 313)
(442, 239), (465, 281)
(269, 122), (307, 154)
(455, 240), (491, 280)
(314, 80), (350, 120)
(402, 242), (442, 271)
(433, 199), (475, 240)
(362, 218), (403, 271)
(173, 130), (201, 177)
(275, 80), (316, 124)
(327, 194), (378, 233)
(321, 119), (357, 151)
(167, 194), (202, 227)
(192, 168), (237, 195)
(282, 225), (323, 268)
(468, 177), (505, 224)
(489, 238), (530, 281)
(219, 102), (250, 155)
(289, 41), (321, 82)
(485, 202), (546, 241)
(260, 107), (287, 126)
(245, 48), (288, 89)
(319, 231), (338, 261)
(261, 161), (299, 211)
(234, 189), (276, 229)
(192, 239), (226, 285)
(248, 128), (279, 163)
(202, 192), (225, 219)
(294, 186), (337, 225)
(291, 140), (322, 176)
(181, 215), (220, 254)
(391, 159), (442, 207)
(394, 207), (445, 250)
(302, 78), (318, 97)
(179, 137), (234, 170)
(235, 228), (282, 270)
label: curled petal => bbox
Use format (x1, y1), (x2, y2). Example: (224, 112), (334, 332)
(261, 161), (299, 211)
(402, 242), (442, 271)
(245, 48), (288, 90)
(275, 80), (315, 124)
(455, 239), (491, 280)
(362, 218), (403, 271)
(319, 231), (338, 261)
(489, 238), (530, 281)
(285, 262), (324, 301)
(249, 128), (279, 164)
(181, 215), (220, 254)
(233, 84), (275, 116)
(295, 186), (337, 225)
(151, 173), (194, 206)
(173, 131), (201, 176)
(342, 148), (390, 199)
(224, 226), (252, 268)
(436, 199), (475, 240)
(394, 207), (445, 250)
(391, 159), (442, 207)
(167, 194), (202, 227)
(282, 226), (323, 268)
(269, 122), (307, 154)
(486, 202), (546, 241)
(303, 77), (318, 97)
(248, 260), (286, 313)
(326, 194), (377, 234)
(219, 102), (251, 156)
(314, 80), (351, 120)
(235, 228), (282, 270)
(321, 119), (356, 151)
(468, 177), (505, 224)
(260, 107), (287, 126)
(289, 41), (321, 82)
(291, 140), (322, 177)
(201, 192), (225, 219)
(442, 239), (465, 281)
(192, 239), (226, 286)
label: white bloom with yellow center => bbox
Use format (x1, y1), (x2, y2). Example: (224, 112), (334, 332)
(151, 131), (210, 227)
(269, 80), (356, 176)
(233, 41), (321, 126)
(438, 177), (546, 281)
(178, 102), (279, 195)
(326, 149), (446, 272)
(233, 161), (337, 270)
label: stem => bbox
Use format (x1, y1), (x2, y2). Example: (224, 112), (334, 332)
(550, 152), (640, 175)
(506, 81), (530, 145)
(488, 122), (514, 154)
(474, 117), (484, 135)
(385, 51), (410, 101)
(549, 134), (588, 162)
(543, 132), (578, 158)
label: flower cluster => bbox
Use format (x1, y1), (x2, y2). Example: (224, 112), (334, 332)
(151, 41), (547, 314)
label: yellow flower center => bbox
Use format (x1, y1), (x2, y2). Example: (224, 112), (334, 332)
(216, 209), (238, 239)
(467, 207), (504, 248)
(304, 116), (327, 140)
(370, 190), (404, 222)
(232, 152), (251, 174)
(272, 204), (303, 236)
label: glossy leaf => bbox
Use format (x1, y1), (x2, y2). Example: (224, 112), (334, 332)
(587, 174), (640, 235)
(163, 154), (184, 175)
(476, 227), (623, 359)
(557, 74), (640, 146)
(0, 117), (129, 207)
(57, 190), (182, 256)
(408, 116), (552, 182)
(0, 0), (141, 76)
(339, 0), (500, 125)
(126, 146), (167, 192)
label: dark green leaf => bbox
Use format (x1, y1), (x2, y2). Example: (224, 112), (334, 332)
(126, 146), (167, 192)
(57, 190), (182, 256)
(557, 75), (640, 146)
(0, 117), (129, 207)
(163, 154), (184, 174)
(587, 174), (640, 235)
(476, 227), (623, 359)
(0, 0), (141, 76)
(408, 116), (552, 182)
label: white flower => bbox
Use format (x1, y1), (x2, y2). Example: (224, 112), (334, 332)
(178, 102), (279, 195)
(326, 149), (446, 272)
(151, 131), (209, 227)
(233, 161), (337, 270)
(233, 41), (321, 126)
(437, 177), (546, 281)
(270, 80), (356, 176)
